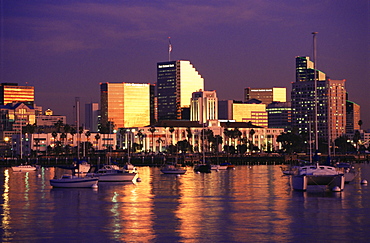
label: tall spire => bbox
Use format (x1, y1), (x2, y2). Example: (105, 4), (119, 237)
(168, 37), (172, 61)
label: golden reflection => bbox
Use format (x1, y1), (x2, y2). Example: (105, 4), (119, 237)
(108, 167), (155, 242)
(2, 169), (12, 240)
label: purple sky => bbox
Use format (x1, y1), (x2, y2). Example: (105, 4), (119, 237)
(1, 1), (369, 129)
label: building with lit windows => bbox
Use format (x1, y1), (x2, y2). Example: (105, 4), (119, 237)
(157, 60), (204, 121)
(190, 90), (218, 124)
(244, 87), (286, 104)
(266, 101), (291, 130)
(0, 83), (34, 107)
(100, 82), (151, 129)
(291, 56), (346, 143)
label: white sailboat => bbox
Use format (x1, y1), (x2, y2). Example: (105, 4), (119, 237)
(50, 175), (98, 188)
(291, 32), (345, 192)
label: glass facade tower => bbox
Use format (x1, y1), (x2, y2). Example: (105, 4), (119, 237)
(100, 83), (151, 129)
(157, 60), (204, 121)
(0, 83), (34, 107)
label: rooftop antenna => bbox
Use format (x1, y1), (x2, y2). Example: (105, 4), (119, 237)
(168, 37), (172, 61)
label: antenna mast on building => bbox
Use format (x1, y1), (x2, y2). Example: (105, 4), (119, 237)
(168, 37), (172, 61)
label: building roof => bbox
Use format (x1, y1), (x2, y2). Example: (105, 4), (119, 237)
(220, 121), (262, 129)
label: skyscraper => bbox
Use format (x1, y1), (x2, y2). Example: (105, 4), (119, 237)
(346, 100), (361, 134)
(85, 102), (99, 132)
(190, 90), (218, 124)
(157, 60), (204, 121)
(291, 56), (346, 144)
(100, 82), (151, 129)
(0, 83), (34, 107)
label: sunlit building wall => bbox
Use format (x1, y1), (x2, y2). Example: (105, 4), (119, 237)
(123, 120), (283, 153)
(244, 87), (286, 104)
(0, 83), (34, 107)
(327, 79), (346, 141)
(190, 90), (218, 124)
(100, 83), (150, 129)
(233, 103), (267, 127)
(157, 60), (204, 121)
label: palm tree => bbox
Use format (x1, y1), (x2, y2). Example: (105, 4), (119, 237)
(94, 133), (101, 151)
(358, 120), (363, 130)
(149, 126), (156, 153)
(169, 127), (175, 145)
(249, 129), (256, 153)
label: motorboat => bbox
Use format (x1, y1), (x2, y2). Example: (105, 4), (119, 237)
(210, 164), (228, 170)
(74, 161), (91, 174)
(11, 165), (37, 172)
(291, 163), (345, 191)
(160, 164), (187, 174)
(335, 163), (357, 183)
(50, 175), (98, 188)
(88, 164), (138, 182)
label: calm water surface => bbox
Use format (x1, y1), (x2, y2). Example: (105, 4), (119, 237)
(1, 164), (370, 242)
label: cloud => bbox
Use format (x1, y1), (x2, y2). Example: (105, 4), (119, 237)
(3, 0), (321, 54)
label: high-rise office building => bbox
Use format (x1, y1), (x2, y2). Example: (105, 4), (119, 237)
(346, 100), (361, 134)
(100, 83), (151, 129)
(190, 90), (218, 124)
(244, 87), (286, 104)
(327, 79), (346, 140)
(291, 56), (346, 143)
(157, 60), (204, 121)
(0, 83), (34, 107)
(85, 103), (99, 132)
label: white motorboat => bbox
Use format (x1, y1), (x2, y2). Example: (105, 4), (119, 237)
(50, 175), (98, 188)
(335, 163), (357, 183)
(11, 165), (37, 172)
(211, 164), (228, 170)
(291, 163), (345, 191)
(88, 165), (138, 182)
(160, 164), (187, 174)
(74, 161), (91, 174)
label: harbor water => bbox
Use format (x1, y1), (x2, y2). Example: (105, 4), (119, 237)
(1, 164), (370, 242)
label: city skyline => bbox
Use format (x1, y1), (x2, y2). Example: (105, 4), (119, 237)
(1, 1), (369, 128)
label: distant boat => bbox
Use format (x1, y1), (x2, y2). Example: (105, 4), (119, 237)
(11, 165), (37, 172)
(160, 164), (187, 174)
(194, 163), (211, 173)
(87, 164), (138, 182)
(211, 164), (228, 170)
(50, 175), (98, 188)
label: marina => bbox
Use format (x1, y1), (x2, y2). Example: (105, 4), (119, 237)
(1, 163), (370, 242)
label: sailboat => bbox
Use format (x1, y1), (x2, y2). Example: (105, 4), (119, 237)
(291, 32), (345, 191)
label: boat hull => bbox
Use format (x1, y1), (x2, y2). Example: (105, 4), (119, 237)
(194, 164), (211, 173)
(50, 177), (98, 188)
(291, 174), (345, 191)
(160, 169), (186, 174)
(11, 166), (37, 172)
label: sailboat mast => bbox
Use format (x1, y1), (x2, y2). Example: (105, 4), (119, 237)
(312, 32), (318, 152)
